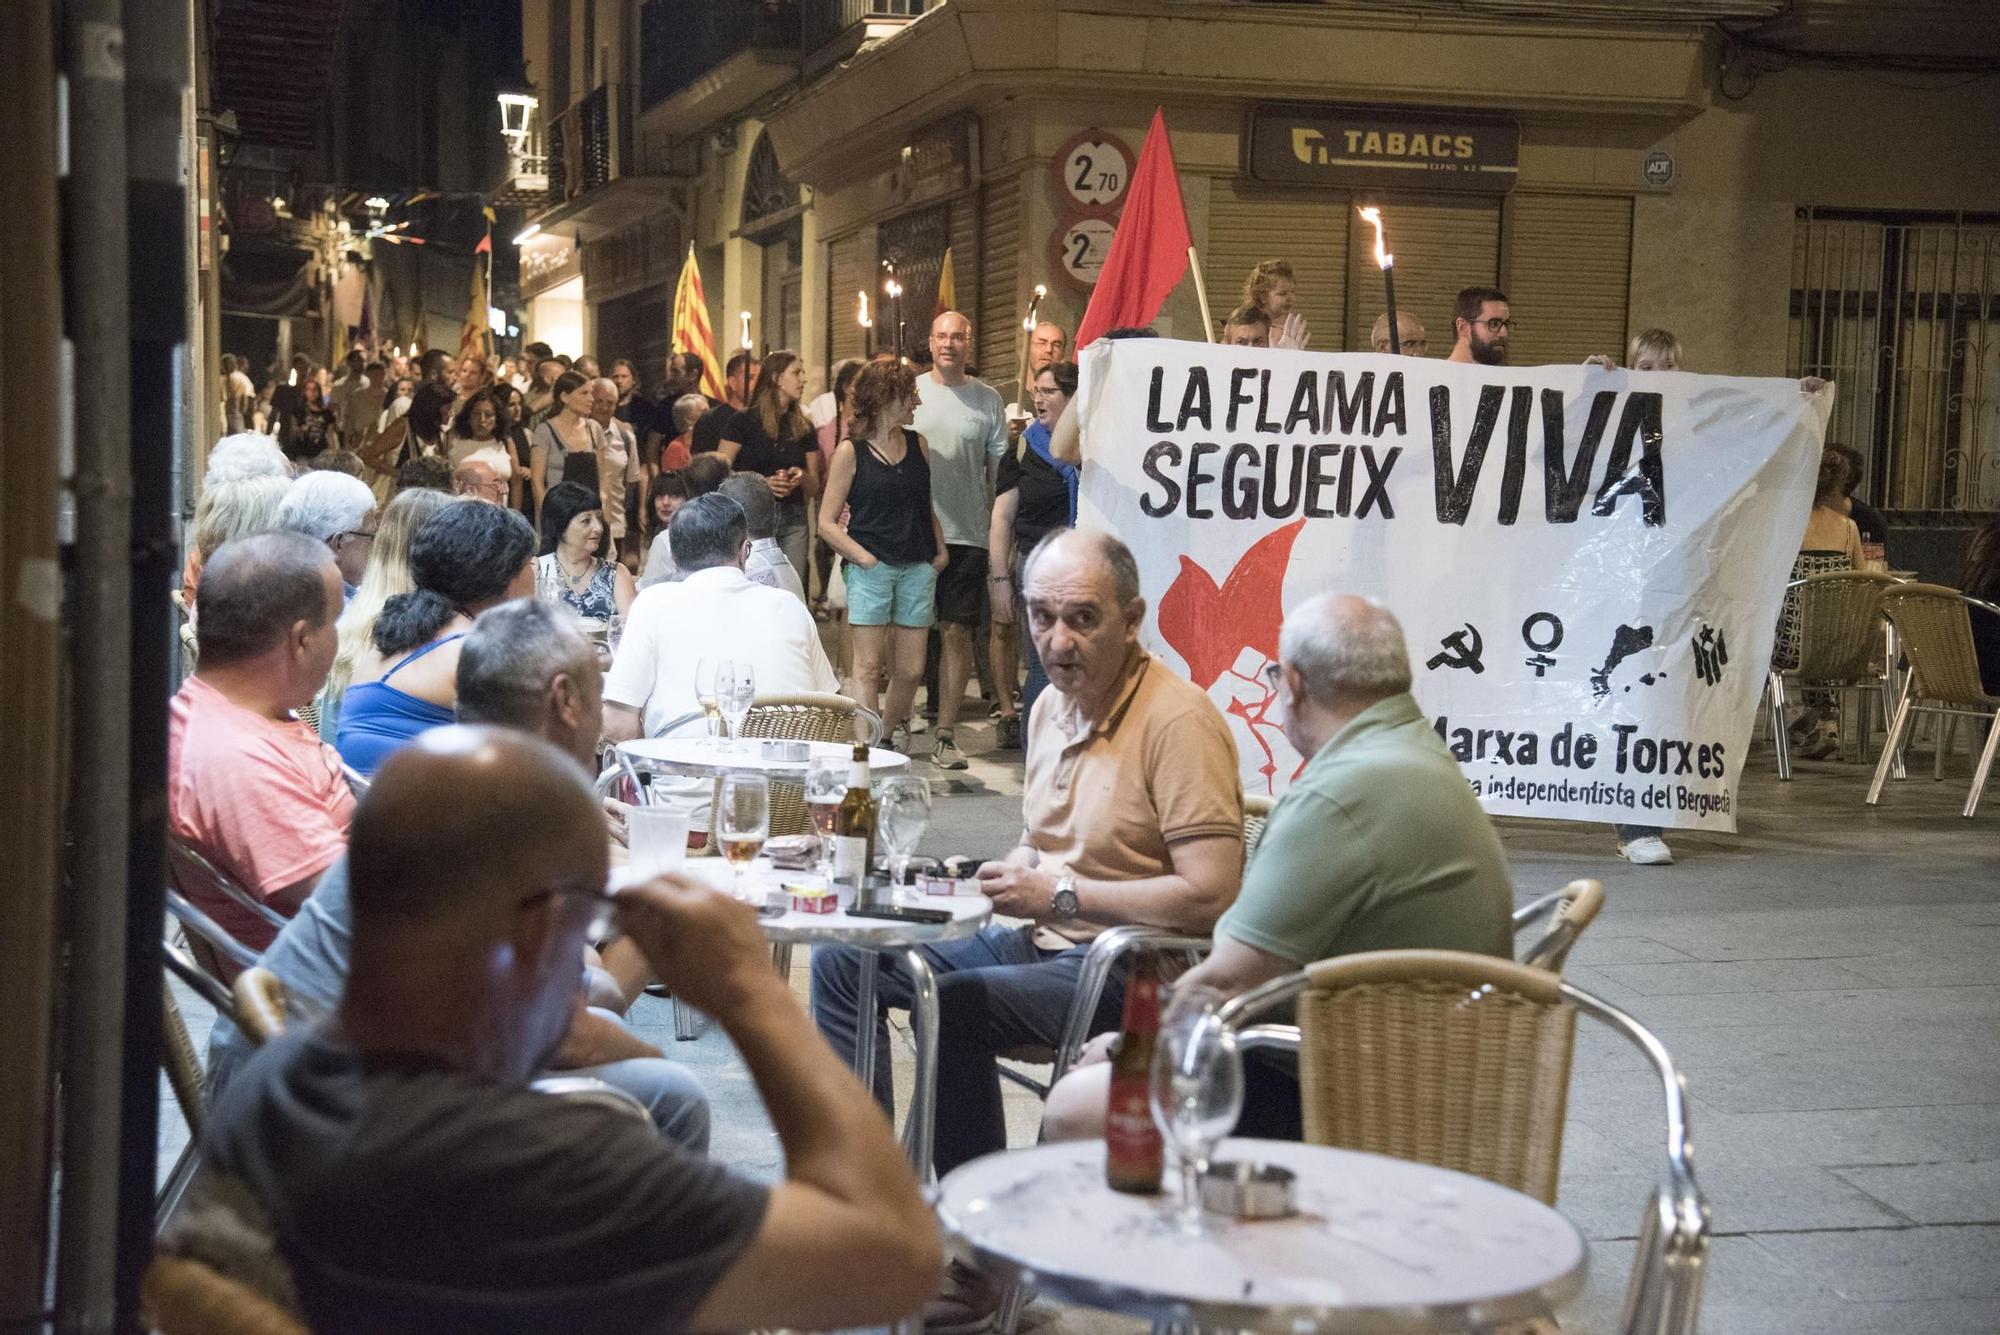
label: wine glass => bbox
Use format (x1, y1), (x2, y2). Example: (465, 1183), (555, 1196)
(716, 772), (769, 900)
(1149, 1009), (1244, 1234)
(877, 775), (932, 902)
(693, 658), (725, 739)
(804, 754), (849, 881)
(718, 661), (757, 745)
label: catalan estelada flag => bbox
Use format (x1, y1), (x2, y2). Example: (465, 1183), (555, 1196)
(935, 246), (956, 317)
(672, 245), (724, 399)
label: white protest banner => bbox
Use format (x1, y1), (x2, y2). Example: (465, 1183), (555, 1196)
(1076, 338), (1831, 832)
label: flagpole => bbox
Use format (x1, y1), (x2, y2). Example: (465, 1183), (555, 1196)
(1186, 246), (1216, 343)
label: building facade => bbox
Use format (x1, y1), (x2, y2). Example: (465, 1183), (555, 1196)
(518, 0), (2000, 568)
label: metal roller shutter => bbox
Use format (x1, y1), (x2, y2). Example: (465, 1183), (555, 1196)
(1208, 179), (1347, 345)
(1503, 193), (1632, 368)
(826, 232), (862, 368)
(1346, 196), (1501, 352)
(977, 173), (1021, 387)
(949, 194), (978, 326)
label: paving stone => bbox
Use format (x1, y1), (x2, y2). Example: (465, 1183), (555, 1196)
(1831, 1161), (2000, 1225)
(1757, 1224), (2000, 1300)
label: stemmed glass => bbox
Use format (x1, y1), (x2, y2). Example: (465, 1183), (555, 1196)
(804, 754), (850, 882)
(716, 772), (769, 901)
(693, 658), (725, 739)
(1150, 1008), (1244, 1234)
(877, 775), (932, 903)
(718, 661), (757, 745)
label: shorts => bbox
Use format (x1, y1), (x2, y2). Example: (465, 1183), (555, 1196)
(934, 544), (989, 627)
(845, 559), (937, 628)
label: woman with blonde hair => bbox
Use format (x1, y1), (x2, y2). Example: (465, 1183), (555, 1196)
(316, 486), (456, 741)
(182, 473), (292, 608)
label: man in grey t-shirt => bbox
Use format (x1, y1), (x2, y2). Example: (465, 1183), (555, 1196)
(182, 727), (942, 1333)
(909, 310), (1009, 770)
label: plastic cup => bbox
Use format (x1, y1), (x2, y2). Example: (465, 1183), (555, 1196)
(627, 806), (689, 878)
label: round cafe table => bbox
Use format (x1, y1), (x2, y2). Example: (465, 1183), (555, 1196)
(617, 734), (910, 779)
(938, 1139), (1587, 1333)
(672, 857), (989, 1179)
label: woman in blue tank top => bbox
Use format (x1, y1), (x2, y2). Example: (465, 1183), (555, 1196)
(337, 501), (537, 775)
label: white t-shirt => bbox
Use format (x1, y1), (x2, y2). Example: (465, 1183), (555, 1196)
(909, 371), (1008, 548)
(805, 390), (839, 430)
(604, 565), (840, 740)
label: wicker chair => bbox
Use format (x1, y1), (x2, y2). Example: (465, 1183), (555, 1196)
(232, 968), (292, 1048)
(1764, 571), (1899, 778)
(1514, 878), (1605, 971)
(1218, 950), (1708, 1335)
(142, 1255), (311, 1335)
(168, 842), (287, 982)
(159, 939), (239, 1230)
(739, 692), (880, 836)
(1868, 584), (2000, 817)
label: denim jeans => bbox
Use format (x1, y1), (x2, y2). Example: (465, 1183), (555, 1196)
(1614, 824), (1664, 841)
(809, 923), (1127, 1175)
(1021, 624), (1051, 723)
(579, 1055), (712, 1153)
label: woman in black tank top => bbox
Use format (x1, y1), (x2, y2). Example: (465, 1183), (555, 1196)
(817, 361), (947, 743)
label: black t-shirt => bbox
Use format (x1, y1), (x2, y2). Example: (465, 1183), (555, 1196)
(201, 1030), (768, 1334)
(615, 394), (654, 440)
(721, 408), (812, 512)
(1849, 498), (1889, 546)
(689, 401), (732, 456)
(997, 444), (1072, 553)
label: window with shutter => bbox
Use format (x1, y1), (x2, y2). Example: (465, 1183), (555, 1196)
(826, 232), (862, 367)
(1503, 193), (1632, 368)
(977, 173), (1022, 387)
(1345, 196), (1501, 352)
(1208, 180), (1347, 343)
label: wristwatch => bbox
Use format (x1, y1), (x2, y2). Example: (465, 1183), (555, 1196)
(1050, 873), (1079, 921)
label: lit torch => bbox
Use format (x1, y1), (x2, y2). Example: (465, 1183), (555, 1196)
(1016, 283), (1047, 414)
(883, 259), (903, 358)
(1357, 206), (1400, 356)
(857, 288), (872, 356)
(738, 311), (753, 352)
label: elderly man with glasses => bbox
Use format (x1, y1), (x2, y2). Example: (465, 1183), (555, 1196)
(275, 469), (379, 599)
(1041, 592), (1513, 1146)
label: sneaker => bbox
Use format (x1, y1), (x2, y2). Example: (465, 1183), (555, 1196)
(924, 1259), (1002, 1334)
(1617, 835), (1675, 866)
(889, 724), (911, 754)
(996, 714), (1023, 750)
(932, 731), (969, 770)
(910, 715), (930, 736)
(1798, 727), (1841, 761)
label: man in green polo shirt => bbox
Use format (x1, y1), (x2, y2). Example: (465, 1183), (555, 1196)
(1042, 592), (1512, 1142)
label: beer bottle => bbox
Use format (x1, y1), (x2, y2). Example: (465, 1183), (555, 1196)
(1105, 951), (1165, 1193)
(830, 742), (876, 897)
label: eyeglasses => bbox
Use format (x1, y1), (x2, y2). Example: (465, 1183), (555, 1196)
(523, 880), (619, 938)
(1262, 661), (1283, 689)
(1471, 318), (1514, 334)
(334, 528), (377, 545)
(1031, 385), (1063, 398)
(931, 332), (971, 345)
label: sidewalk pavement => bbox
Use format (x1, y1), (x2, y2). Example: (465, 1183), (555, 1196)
(162, 719), (2000, 1334)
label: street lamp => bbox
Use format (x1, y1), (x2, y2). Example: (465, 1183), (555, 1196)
(497, 91), (538, 155)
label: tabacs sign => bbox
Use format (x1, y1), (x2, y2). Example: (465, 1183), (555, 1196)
(1247, 103), (1519, 194)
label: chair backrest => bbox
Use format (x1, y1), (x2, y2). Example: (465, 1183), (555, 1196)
(1791, 571), (1898, 682)
(142, 1254), (311, 1335)
(1883, 584), (2000, 707)
(162, 975), (211, 1139)
(1295, 949), (1575, 1205)
(1516, 878), (1604, 972)
(1243, 794), (1277, 858)
(740, 693), (873, 836)
(167, 888), (264, 987)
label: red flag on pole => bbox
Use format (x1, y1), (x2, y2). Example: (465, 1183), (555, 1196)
(1076, 108), (1192, 349)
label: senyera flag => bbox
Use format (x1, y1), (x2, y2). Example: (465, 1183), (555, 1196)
(1075, 336), (1831, 832)
(672, 245), (725, 399)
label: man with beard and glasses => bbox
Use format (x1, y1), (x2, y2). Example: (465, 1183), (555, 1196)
(1447, 285), (1512, 366)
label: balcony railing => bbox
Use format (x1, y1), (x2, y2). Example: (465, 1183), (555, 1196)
(640, 0), (801, 111)
(803, 0), (932, 55)
(547, 83), (633, 205)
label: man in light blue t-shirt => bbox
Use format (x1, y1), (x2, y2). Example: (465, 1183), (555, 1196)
(908, 310), (1009, 770)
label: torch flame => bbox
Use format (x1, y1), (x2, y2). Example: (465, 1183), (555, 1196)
(738, 311), (752, 350)
(857, 290), (871, 328)
(1357, 206), (1392, 269)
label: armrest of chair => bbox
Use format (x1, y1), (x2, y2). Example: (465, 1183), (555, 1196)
(232, 968), (291, 1048)
(1563, 983), (1710, 1335)
(340, 764), (371, 797)
(1048, 926), (1211, 1084)
(529, 1074), (654, 1124)
(1234, 1023), (1300, 1055)
(168, 843), (288, 933)
(163, 938), (238, 1017)
(166, 892), (262, 972)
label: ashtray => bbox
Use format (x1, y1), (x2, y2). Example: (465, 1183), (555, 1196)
(760, 740), (811, 763)
(1197, 1161), (1297, 1219)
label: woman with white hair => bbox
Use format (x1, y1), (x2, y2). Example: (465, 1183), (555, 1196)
(275, 470), (380, 596)
(180, 432), (296, 606)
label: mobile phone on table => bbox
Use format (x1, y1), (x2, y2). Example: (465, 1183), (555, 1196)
(845, 904), (953, 925)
